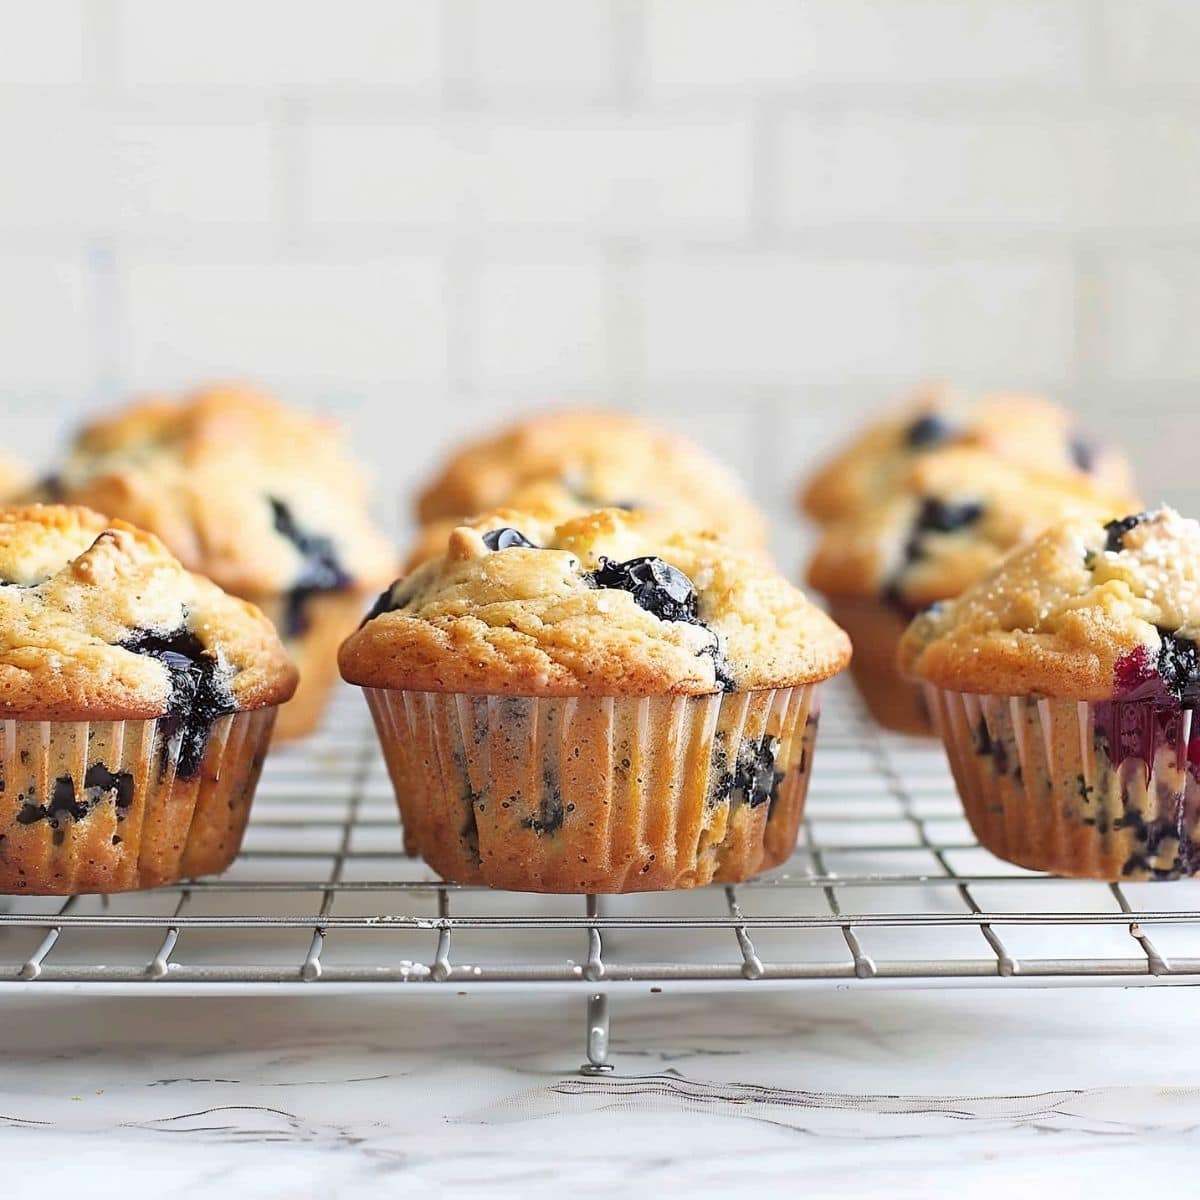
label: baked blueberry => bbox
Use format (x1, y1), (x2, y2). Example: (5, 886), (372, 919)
(35, 473), (65, 501)
(360, 585), (397, 627)
(1156, 630), (1200, 703)
(1069, 436), (1096, 473)
(269, 497), (352, 638)
(481, 527), (538, 552)
(17, 777), (88, 827)
(587, 556), (700, 625)
(1103, 513), (1148, 554)
(120, 626), (236, 777)
(883, 497), (987, 612)
(912, 497), (985, 537)
(83, 764), (135, 811)
(732, 736), (783, 810)
(904, 413), (955, 450)
(699, 642), (736, 692)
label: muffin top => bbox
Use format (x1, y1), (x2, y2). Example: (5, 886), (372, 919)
(800, 384), (1134, 523)
(898, 508), (1200, 702)
(403, 479), (593, 575)
(48, 385), (396, 598)
(0, 505), (297, 722)
(806, 448), (1137, 616)
(414, 408), (767, 546)
(402, 474), (774, 575)
(340, 507), (850, 696)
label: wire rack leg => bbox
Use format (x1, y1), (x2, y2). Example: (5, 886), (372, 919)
(579, 992), (614, 1076)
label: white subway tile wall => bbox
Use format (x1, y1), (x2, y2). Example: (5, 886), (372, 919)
(0, 0), (1196, 555)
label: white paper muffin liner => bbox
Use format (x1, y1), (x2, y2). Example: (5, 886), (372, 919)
(0, 708), (277, 894)
(924, 684), (1200, 880)
(362, 685), (822, 893)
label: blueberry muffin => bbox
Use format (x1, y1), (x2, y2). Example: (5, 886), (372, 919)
(415, 408), (768, 548)
(45, 385), (395, 739)
(807, 448), (1138, 734)
(0, 505), (296, 893)
(900, 507), (1200, 880)
(801, 384), (1135, 525)
(340, 507), (850, 893)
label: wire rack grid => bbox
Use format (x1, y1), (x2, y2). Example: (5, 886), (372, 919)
(3, 678), (1200, 1004)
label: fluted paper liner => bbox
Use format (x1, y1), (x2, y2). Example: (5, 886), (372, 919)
(925, 684), (1200, 880)
(364, 686), (821, 893)
(0, 708), (277, 894)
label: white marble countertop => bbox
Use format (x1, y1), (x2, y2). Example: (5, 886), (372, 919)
(5, 985), (1200, 1197)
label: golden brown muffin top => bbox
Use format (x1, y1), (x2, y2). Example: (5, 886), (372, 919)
(341, 507), (850, 697)
(800, 384), (1135, 524)
(806, 448), (1137, 615)
(0, 505), (297, 720)
(414, 407), (768, 546)
(899, 508), (1200, 702)
(49, 384), (396, 597)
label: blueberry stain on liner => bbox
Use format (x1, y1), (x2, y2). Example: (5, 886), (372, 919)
(15, 764), (135, 828)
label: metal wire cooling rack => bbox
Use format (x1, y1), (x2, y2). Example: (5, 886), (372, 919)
(2, 680), (1200, 1072)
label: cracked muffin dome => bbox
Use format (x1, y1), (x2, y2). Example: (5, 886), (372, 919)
(49, 384), (395, 598)
(807, 447), (1138, 617)
(414, 408), (768, 547)
(341, 507), (849, 696)
(0, 505), (296, 720)
(899, 507), (1200, 702)
(403, 478), (594, 574)
(800, 384), (1135, 524)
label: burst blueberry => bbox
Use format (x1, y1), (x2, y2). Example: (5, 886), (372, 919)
(587, 555), (700, 624)
(120, 626), (236, 777)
